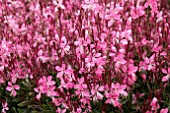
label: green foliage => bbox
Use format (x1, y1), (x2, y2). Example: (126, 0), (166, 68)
(0, 78), (55, 113)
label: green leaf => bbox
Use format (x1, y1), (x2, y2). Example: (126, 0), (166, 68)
(92, 110), (101, 113)
(23, 108), (33, 113)
(18, 101), (32, 107)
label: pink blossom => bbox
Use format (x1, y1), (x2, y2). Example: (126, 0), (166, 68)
(59, 36), (70, 56)
(53, 0), (65, 12)
(34, 76), (57, 99)
(145, 111), (152, 113)
(6, 82), (20, 97)
(131, 6), (145, 19)
(105, 83), (127, 108)
(91, 85), (104, 101)
(1, 102), (9, 113)
(0, 0), (170, 112)
(74, 77), (90, 97)
(53, 97), (64, 107)
(56, 108), (66, 113)
(55, 64), (66, 79)
(162, 68), (170, 82)
(83, 0), (98, 10)
(105, 92), (121, 108)
(144, 0), (158, 16)
(160, 108), (168, 113)
(150, 97), (160, 111)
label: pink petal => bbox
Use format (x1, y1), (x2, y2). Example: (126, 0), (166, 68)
(47, 76), (52, 81)
(55, 66), (62, 71)
(74, 41), (80, 46)
(64, 69), (73, 75)
(8, 82), (12, 86)
(160, 51), (167, 56)
(141, 74), (146, 81)
(82, 84), (87, 88)
(6, 86), (12, 92)
(120, 39), (128, 45)
(98, 86), (104, 91)
(105, 99), (111, 104)
(34, 88), (39, 92)
(105, 15), (110, 20)
(97, 92), (103, 100)
(54, 98), (63, 106)
(95, 53), (101, 57)
(168, 68), (170, 73)
(162, 75), (169, 82)
(14, 85), (20, 90)
(162, 69), (168, 74)
(85, 0), (90, 4)
(150, 97), (157, 106)
(111, 46), (117, 52)
(49, 81), (55, 86)
(74, 84), (79, 89)
(58, 4), (65, 10)
(62, 64), (66, 69)
(61, 109), (66, 113)
(57, 72), (63, 78)
(91, 89), (96, 95)
(2, 102), (7, 108)
(0, 66), (4, 71)
(83, 90), (90, 97)
(5, 107), (9, 110)
(11, 90), (17, 97)
(108, 19), (114, 27)
(160, 108), (168, 113)
(67, 82), (74, 89)
(146, 111), (152, 113)
(36, 93), (41, 100)
(79, 77), (84, 84)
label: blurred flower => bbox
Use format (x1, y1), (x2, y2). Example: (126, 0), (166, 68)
(1, 102), (9, 113)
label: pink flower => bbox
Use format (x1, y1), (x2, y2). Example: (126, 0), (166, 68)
(53, 97), (69, 110)
(53, 97), (64, 107)
(140, 55), (155, 71)
(95, 66), (104, 80)
(160, 108), (168, 113)
(0, 76), (4, 84)
(85, 55), (95, 71)
(141, 74), (146, 81)
(72, 108), (82, 113)
(55, 64), (66, 79)
(144, 0), (158, 16)
(34, 76), (57, 99)
(111, 83), (128, 96)
(34, 88), (42, 100)
(1, 102), (9, 113)
(150, 97), (160, 111)
(6, 82), (20, 97)
(131, 6), (145, 19)
(59, 36), (70, 56)
(53, 0), (65, 12)
(91, 85), (104, 101)
(105, 92), (120, 108)
(114, 53), (127, 68)
(80, 97), (91, 106)
(56, 108), (66, 113)
(74, 77), (90, 97)
(56, 64), (75, 81)
(162, 68), (170, 82)
(83, 0), (98, 10)
(145, 111), (152, 113)
(105, 83), (127, 108)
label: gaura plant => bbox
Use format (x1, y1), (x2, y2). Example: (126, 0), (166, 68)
(0, 0), (170, 113)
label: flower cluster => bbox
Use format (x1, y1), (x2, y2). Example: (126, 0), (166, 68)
(0, 0), (170, 112)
